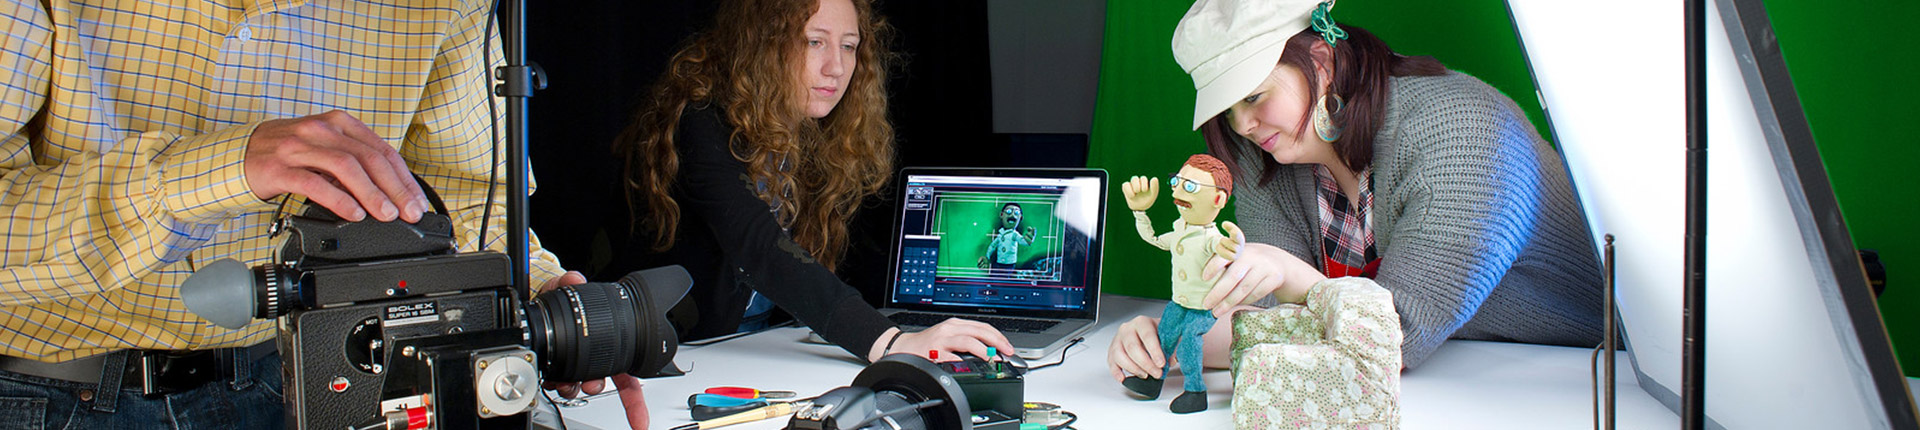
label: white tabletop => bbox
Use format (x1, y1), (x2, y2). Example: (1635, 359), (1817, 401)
(553, 294), (1678, 429)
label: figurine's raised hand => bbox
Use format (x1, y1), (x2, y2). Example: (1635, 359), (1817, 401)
(1121, 175), (1159, 211)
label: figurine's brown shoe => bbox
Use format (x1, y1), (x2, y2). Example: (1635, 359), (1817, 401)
(1170, 390), (1208, 414)
(1122, 376), (1163, 400)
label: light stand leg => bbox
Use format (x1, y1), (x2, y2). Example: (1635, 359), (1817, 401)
(1603, 234), (1617, 430)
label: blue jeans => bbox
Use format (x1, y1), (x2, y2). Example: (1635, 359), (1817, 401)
(738, 291), (776, 333)
(0, 351), (285, 430)
(1157, 302), (1217, 393)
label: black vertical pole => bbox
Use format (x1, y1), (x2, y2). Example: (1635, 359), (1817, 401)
(1682, 0), (1708, 428)
(499, 0), (533, 294)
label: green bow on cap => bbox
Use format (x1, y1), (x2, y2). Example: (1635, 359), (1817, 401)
(1312, 1), (1349, 47)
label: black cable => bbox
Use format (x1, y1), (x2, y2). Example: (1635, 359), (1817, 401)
(540, 388), (572, 430)
(1055, 410), (1078, 430)
(476, 0), (502, 251)
(413, 173), (452, 215)
(272, 194), (294, 220)
(1022, 337), (1084, 371)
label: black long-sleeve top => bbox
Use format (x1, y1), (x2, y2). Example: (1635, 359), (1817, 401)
(603, 104), (895, 359)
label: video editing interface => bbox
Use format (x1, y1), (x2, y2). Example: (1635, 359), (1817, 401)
(892, 175), (1094, 311)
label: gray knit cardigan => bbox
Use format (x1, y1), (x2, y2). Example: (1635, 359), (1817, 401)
(1229, 72), (1605, 368)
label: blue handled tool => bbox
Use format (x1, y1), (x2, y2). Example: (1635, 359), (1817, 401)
(688, 393), (765, 408)
(690, 401), (769, 421)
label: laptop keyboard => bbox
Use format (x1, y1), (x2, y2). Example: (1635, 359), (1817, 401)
(889, 312), (1060, 334)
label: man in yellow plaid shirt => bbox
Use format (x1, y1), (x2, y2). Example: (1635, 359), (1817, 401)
(0, 0), (649, 428)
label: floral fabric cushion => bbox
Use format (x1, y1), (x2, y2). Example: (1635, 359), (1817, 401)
(1230, 277), (1402, 429)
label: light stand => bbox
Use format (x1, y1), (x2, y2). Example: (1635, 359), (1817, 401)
(495, 0), (543, 293)
(1681, 0), (1708, 428)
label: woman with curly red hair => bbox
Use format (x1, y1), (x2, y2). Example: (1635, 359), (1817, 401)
(611, 0), (1012, 365)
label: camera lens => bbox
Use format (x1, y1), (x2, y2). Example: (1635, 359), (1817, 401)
(528, 281), (638, 382)
(526, 266), (690, 382)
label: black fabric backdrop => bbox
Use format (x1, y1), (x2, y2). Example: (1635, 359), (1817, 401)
(526, 1), (1001, 300)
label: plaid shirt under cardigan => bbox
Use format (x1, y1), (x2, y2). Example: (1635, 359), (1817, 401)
(1314, 166), (1379, 278)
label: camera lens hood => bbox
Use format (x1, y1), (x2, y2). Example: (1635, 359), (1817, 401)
(528, 265), (692, 382)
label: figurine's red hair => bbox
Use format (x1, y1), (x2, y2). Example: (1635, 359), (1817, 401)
(1185, 153), (1234, 200)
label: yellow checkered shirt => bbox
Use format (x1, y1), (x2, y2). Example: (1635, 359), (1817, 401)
(0, 0), (564, 362)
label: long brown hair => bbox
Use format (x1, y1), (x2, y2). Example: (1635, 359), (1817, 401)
(618, 0), (896, 270)
(1202, 25), (1447, 184)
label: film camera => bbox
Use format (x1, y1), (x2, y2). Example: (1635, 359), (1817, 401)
(181, 203), (688, 430)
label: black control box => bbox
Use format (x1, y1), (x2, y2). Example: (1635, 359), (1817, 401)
(938, 354), (1024, 430)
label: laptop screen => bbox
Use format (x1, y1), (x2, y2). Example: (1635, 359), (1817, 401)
(888, 169), (1106, 315)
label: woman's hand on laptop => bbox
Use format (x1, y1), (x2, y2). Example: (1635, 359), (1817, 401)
(867, 319), (1015, 363)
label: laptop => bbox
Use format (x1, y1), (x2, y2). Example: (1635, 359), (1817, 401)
(878, 167), (1108, 359)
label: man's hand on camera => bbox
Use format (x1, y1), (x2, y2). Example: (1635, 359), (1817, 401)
(535, 271), (651, 430)
(244, 110), (428, 223)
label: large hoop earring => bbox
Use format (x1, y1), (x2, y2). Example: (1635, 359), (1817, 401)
(1312, 94), (1345, 142)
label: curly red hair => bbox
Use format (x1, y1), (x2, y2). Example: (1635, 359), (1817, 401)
(617, 0), (895, 270)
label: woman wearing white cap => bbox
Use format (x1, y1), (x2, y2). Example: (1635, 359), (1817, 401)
(1108, 0), (1605, 418)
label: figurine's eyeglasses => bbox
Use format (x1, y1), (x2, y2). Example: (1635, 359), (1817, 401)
(1168, 174), (1224, 193)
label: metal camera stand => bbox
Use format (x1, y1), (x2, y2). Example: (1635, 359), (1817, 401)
(495, 0), (542, 295)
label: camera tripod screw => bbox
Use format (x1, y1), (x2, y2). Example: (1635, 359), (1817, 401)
(477, 360), (488, 370)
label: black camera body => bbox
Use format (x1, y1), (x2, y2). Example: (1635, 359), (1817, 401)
(280, 257), (528, 429)
(184, 204), (689, 430)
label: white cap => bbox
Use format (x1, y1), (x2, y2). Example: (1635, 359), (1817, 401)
(1172, 0), (1328, 130)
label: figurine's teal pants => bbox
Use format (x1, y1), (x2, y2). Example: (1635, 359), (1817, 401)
(1157, 301), (1217, 393)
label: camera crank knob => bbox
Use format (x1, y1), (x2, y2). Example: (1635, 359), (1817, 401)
(474, 349), (540, 418)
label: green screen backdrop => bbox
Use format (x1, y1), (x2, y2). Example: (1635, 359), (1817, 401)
(1763, 0), (1920, 377)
